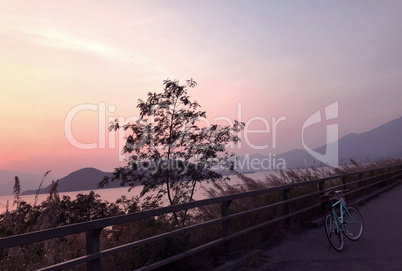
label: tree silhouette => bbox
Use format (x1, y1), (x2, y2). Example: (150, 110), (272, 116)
(100, 79), (244, 221)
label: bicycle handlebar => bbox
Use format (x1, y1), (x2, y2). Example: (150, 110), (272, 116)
(320, 189), (350, 200)
(334, 189), (350, 195)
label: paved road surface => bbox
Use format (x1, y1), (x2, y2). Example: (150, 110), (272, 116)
(254, 184), (402, 271)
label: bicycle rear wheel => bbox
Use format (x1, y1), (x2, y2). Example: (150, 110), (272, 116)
(324, 213), (344, 252)
(343, 206), (364, 241)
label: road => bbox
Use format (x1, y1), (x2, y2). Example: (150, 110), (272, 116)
(253, 183), (402, 271)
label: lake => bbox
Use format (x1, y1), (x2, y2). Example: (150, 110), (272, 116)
(0, 171), (274, 214)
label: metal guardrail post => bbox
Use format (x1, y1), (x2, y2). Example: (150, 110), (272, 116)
(342, 176), (347, 191)
(357, 173), (364, 198)
(282, 188), (292, 227)
(86, 228), (103, 271)
(221, 200), (232, 253)
(358, 173), (363, 187)
(370, 170), (375, 190)
(318, 180), (325, 195)
(379, 169), (385, 187)
(318, 181), (327, 213)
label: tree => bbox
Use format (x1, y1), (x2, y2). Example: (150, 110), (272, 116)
(100, 79), (244, 220)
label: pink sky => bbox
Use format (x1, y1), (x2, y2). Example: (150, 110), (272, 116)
(1, 1), (401, 179)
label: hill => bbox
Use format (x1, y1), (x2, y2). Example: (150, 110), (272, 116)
(21, 167), (120, 195)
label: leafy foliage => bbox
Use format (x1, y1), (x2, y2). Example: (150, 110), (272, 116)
(100, 79), (244, 209)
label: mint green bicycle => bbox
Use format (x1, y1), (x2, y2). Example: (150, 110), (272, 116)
(321, 190), (364, 251)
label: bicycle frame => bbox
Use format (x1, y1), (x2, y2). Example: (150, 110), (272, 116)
(330, 197), (354, 232)
(323, 190), (364, 251)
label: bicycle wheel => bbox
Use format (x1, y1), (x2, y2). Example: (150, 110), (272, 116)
(343, 206), (364, 241)
(324, 213), (344, 251)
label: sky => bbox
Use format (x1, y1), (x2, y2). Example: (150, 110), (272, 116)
(0, 0), (401, 180)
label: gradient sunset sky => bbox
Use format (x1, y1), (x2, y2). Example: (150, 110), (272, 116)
(1, 1), (401, 179)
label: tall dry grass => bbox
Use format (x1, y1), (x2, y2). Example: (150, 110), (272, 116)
(0, 158), (400, 270)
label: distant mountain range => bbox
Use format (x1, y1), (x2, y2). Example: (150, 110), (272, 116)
(240, 116), (402, 170)
(2, 116), (400, 196)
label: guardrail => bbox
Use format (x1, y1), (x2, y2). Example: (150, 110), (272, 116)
(1, 164), (401, 270)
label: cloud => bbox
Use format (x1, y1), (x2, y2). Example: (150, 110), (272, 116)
(24, 27), (124, 61)
(0, 15), (125, 63)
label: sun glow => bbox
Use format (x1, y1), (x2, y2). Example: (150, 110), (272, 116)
(0, 1), (401, 178)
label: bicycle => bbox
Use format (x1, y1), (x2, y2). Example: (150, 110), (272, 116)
(320, 190), (364, 252)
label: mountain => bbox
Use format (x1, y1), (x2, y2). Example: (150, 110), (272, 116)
(17, 116), (402, 195)
(21, 167), (120, 195)
(239, 116), (402, 171)
(337, 116), (402, 160)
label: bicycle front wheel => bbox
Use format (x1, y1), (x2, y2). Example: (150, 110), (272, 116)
(343, 206), (364, 241)
(324, 213), (344, 252)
